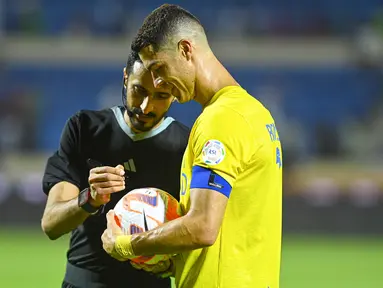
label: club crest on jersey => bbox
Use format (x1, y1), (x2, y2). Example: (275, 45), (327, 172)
(202, 140), (225, 165)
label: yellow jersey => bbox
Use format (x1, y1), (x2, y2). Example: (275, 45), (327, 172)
(175, 86), (283, 288)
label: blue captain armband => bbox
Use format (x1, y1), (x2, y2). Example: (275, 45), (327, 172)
(190, 166), (232, 198)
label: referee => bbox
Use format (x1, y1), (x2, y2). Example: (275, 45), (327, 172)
(41, 51), (189, 288)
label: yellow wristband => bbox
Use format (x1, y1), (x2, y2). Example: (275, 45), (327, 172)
(114, 235), (136, 259)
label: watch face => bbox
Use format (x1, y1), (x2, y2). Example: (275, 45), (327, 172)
(79, 189), (89, 206)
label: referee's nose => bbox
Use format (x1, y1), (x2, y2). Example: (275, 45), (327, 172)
(140, 96), (154, 115)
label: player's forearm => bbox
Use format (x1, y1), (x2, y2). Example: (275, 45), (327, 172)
(41, 197), (89, 240)
(131, 214), (213, 256)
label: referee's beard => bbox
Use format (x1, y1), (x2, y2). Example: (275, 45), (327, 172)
(125, 106), (166, 132)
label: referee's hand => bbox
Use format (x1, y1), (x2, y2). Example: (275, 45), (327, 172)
(88, 165), (126, 206)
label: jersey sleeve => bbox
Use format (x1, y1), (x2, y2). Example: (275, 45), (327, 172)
(189, 109), (255, 197)
(42, 113), (83, 195)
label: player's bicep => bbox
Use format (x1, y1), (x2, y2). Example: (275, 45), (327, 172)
(187, 165), (231, 243)
(187, 187), (228, 244)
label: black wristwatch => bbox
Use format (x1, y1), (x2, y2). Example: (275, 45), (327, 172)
(78, 188), (101, 215)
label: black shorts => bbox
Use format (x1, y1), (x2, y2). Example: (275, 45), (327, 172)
(62, 281), (78, 288)
(63, 262), (171, 288)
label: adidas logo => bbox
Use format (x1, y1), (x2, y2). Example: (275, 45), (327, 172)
(124, 159), (136, 172)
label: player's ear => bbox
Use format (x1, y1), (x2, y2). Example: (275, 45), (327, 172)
(178, 40), (192, 61)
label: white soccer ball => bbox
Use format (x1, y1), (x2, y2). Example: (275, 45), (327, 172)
(113, 187), (181, 264)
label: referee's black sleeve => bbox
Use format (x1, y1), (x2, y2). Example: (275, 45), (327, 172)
(42, 113), (83, 195)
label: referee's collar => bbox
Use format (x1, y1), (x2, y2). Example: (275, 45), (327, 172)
(111, 106), (175, 141)
(203, 86), (244, 108)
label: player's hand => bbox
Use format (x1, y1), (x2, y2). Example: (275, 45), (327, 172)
(102, 210), (133, 261)
(88, 165), (126, 206)
(130, 258), (175, 278)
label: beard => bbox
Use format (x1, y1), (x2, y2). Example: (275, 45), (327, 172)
(125, 105), (165, 132)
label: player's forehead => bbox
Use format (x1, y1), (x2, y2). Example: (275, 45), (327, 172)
(139, 45), (169, 70)
(128, 61), (172, 92)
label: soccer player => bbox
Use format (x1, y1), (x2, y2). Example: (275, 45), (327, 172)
(101, 4), (283, 288)
(41, 50), (189, 288)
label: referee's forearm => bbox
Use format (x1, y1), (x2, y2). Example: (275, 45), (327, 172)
(41, 197), (89, 240)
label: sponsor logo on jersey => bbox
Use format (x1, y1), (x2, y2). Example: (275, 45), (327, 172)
(124, 159), (136, 172)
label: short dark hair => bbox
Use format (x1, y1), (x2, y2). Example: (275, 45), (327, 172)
(122, 50), (141, 108)
(126, 50), (141, 75)
(131, 4), (202, 53)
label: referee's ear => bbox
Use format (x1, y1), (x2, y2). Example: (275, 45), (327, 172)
(123, 67), (129, 88)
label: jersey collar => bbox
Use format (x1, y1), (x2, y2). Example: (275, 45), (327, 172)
(203, 85), (244, 108)
(111, 106), (175, 141)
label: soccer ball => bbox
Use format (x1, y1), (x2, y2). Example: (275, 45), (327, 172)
(113, 187), (181, 264)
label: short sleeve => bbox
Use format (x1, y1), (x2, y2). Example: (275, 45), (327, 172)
(42, 114), (83, 195)
(191, 109), (254, 188)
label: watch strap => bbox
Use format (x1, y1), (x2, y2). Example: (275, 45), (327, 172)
(81, 200), (100, 215)
(79, 188), (101, 214)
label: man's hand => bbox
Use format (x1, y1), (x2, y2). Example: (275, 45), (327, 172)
(88, 165), (125, 207)
(130, 258), (175, 278)
(102, 210), (134, 261)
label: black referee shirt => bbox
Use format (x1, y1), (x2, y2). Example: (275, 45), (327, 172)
(42, 106), (189, 288)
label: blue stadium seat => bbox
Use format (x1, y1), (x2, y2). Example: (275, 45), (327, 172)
(4, 65), (381, 152)
(5, 0), (382, 36)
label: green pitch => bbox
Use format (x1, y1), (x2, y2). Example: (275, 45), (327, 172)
(1, 228), (382, 288)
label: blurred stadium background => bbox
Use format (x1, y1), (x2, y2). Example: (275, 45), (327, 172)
(1, 0), (383, 287)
